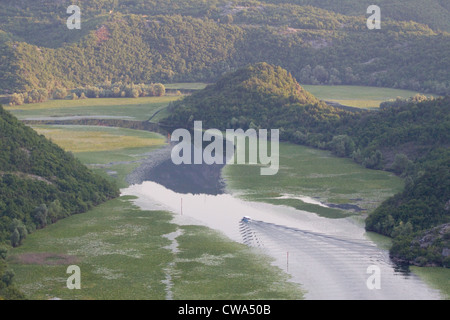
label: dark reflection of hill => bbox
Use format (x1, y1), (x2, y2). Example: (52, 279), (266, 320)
(127, 140), (233, 195)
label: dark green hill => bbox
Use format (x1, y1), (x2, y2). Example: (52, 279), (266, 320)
(161, 62), (347, 133)
(162, 64), (450, 267)
(0, 106), (119, 245)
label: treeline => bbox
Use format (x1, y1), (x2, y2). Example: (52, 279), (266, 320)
(0, 106), (119, 245)
(8, 82), (166, 106)
(366, 149), (449, 267)
(162, 63), (450, 267)
(0, 4), (449, 95)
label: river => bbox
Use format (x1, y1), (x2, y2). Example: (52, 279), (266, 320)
(121, 143), (442, 300)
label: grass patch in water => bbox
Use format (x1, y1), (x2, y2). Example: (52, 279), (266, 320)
(410, 267), (450, 300)
(224, 142), (404, 217)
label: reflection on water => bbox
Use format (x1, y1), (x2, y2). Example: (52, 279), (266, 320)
(122, 182), (442, 300)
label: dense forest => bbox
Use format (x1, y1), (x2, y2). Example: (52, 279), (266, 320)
(0, 106), (119, 246)
(162, 63), (450, 267)
(0, 0), (449, 95)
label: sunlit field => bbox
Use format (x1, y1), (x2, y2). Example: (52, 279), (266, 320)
(302, 85), (434, 109)
(6, 96), (180, 121)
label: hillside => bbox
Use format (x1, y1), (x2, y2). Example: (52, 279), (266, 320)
(260, 0), (450, 32)
(161, 62), (347, 133)
(162, 64), (450, 267)
(0, 106), (119, 246)
(0, 1), (449, 95)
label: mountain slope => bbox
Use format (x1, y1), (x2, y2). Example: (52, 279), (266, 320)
(0, 106), (119, 245)
(259, 0), (450, 32)
(0, 1), (449, 95)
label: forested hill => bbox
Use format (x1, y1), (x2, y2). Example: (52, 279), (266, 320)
(162, 63), (449, 267)
(161, 62), (343, 131)
(0, 0), (449, 95)
(0, 106), (119, 246)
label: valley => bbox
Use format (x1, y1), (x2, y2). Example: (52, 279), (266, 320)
(5, 85), (448, 300)
(0, 1), (448, 301)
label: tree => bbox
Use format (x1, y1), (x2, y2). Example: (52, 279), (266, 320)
(153, 83), (166, 97)
(312, 65), (329, 84)
(1, 270), (15, 287)
(131, 88), (140, 98)
(9, 219), (27, 247)
(53, 87), (68, 99)
(10, 229), (20, 248)
(0, 247), (7, 260)
(391, 153), (413, 176)
(48, 200), (64, 223)
(364, 150), (383, 169)
(9, 93), (24, 106)
(32, 204), (48, 229)
(221, 14), (234, 24)
(329, 135), (355, 157)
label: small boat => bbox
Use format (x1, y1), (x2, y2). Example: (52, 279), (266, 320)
(241, 216), (252, 223)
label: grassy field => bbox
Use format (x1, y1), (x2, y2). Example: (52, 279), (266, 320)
(164, 83), (209, 90)
(32, 125), (164, 153)
(8, 197), (303, 300)
(5, 96), (180, 121)
(303, 85), (434, 109)
(32, 125), (167, 188)
(410, 267), (450, 300)
(223, 142), (404, 219)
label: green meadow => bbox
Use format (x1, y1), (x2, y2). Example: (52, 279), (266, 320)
(164, 83), (210, 90)
(410, 267), (450, 300)
(5, 96), (180, 121)
(32, 125), (167, 188)
(8, 197), (303, 300)
(223, 142), (404, 219)
(303, 85), (434, 109)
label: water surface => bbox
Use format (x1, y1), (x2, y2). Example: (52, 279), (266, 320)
(122, 181), (442, 300)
